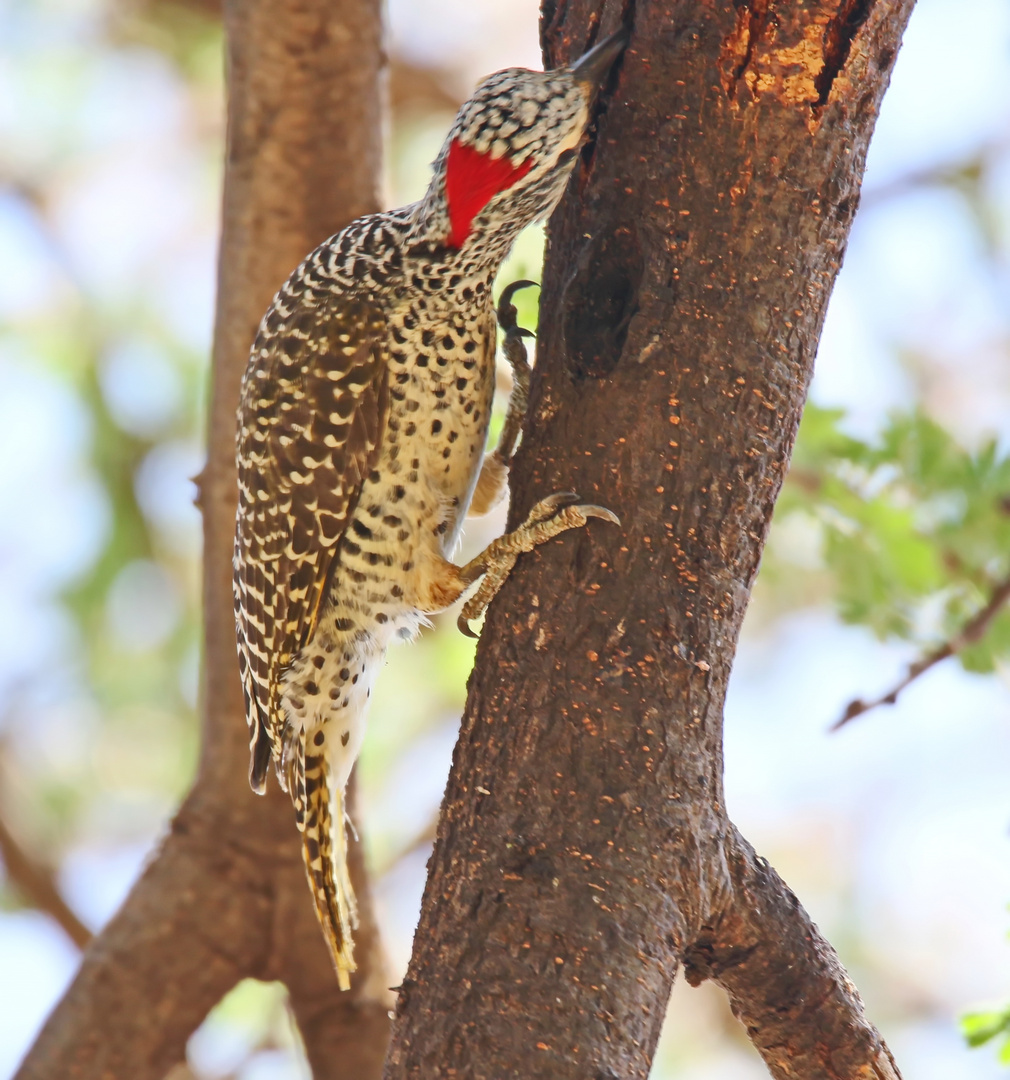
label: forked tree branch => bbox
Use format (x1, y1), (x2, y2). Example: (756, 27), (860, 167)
(14, 2), (391, 1077)
(705, 828), (900, 1079)
(384, 2), (915, 1077)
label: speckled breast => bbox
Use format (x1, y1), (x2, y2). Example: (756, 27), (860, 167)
(314, 286), (497, 641)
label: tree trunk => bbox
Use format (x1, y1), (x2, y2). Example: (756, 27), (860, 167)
(14, 2), (391, 1078)
(384, 2), (914, 1078)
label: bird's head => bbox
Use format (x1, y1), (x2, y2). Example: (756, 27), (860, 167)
(416, 29), (629, 255)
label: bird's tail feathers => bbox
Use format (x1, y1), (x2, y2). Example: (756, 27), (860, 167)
(295, 747), (358, 990)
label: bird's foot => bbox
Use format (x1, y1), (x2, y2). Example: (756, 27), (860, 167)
(492, 280), (537, 466)
(457, 492), (620, 637)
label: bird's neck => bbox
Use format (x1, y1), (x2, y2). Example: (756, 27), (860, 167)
(405, 184), (530, 287)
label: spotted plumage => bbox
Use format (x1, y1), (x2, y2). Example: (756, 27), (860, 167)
(234, 30), (628, 988)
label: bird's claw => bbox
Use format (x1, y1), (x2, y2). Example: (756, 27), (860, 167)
(578, 505), (621, 527)
(534, 490), (580, 509)
(534, 496), (621, 530)
(454, 491), (620, 639)
(497, 279), (539, 335)
(521, 491), (621, 528)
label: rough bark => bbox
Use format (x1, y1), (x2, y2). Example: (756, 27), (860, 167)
(14, 2), (391, 1078)
(384, 2), (913, 1078)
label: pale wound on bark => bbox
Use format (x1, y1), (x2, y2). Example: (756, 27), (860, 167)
(720, 0), (878, 130)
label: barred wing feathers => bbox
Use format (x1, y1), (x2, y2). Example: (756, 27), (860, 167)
(234, 294), (389, 793)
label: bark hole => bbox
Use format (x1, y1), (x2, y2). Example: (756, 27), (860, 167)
(814, 0), (876, 107)
(728, 0), (770, 88)
(562, 224), (643, 379)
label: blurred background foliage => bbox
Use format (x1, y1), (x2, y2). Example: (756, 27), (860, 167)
(777, 405), (1010, 676)
(0, 0), (1008, 1077)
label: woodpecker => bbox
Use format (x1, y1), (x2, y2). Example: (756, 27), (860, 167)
(233, 30), (628, 988)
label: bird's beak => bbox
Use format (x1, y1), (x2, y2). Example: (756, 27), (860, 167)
(569, 27), (630, 96)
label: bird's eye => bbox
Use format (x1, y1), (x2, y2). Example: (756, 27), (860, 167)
(557, 149), (577, 166)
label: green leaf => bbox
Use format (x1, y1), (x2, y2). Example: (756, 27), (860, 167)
(961, 1003), (1010, 1048)
(774, 404), (1010, 670)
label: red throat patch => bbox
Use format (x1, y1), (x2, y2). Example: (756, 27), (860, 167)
(445, 138), (533, 249)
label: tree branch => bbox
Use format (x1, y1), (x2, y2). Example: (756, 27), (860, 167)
(0, 809), (92, 951)
(15, 2), (391, 1077)
(702, 828), (901, 1080)
(860, 137), (1010, 208)
(384, 1), (915, 1076)
(833, 569), (1010, 729)
(14, 795), (271, 1080)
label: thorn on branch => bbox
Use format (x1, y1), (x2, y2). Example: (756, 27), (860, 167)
(190, 468), (206, 510)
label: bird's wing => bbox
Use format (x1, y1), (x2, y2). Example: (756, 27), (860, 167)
(233, 293), (389, 792)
